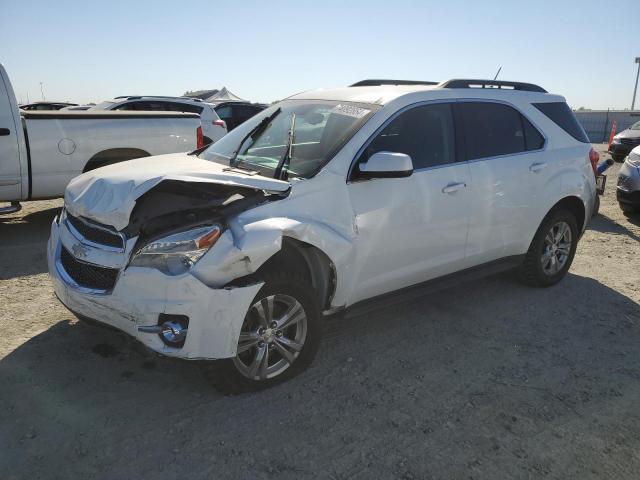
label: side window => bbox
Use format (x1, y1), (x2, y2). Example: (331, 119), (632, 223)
(216, 105), (232, 120)
(359, 103), (455, 170)
(532, 102), (589, 143)
(522, 116), (545, 150)
(458, 102), (526, 160)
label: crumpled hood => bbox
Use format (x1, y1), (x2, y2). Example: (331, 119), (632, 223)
(64, 153), (290, 231)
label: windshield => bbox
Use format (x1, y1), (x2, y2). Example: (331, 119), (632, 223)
(630, 121), (640, 130)
(199, 100), (378, 178)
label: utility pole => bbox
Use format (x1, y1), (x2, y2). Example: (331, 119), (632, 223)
(39, 82), (45, 101)
(632, 57), (640, 111)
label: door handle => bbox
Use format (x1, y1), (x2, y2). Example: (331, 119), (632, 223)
(529, 162), (547, 173)
(0, 128), (10, 136)
(442, 182), (466, 194)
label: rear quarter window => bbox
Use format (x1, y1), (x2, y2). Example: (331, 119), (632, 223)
(533, 102), (589, 143)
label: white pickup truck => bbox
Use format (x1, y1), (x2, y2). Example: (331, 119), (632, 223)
(0, 64), (202, 214)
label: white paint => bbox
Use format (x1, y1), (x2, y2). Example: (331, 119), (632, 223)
(47, 81), (597, 361)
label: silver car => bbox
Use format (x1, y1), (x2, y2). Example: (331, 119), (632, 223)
(617, 145), (640, 214)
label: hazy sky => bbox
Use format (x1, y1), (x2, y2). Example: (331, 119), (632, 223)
(1, 0), (638, 109)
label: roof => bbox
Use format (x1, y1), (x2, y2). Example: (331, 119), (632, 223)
(288, 79), (557, 106)
(289, 85), (437, 105)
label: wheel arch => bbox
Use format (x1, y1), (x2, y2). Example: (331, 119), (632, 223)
(83, 148), (151, 173)
(547, 195), (586, 232)
(254, 237), (337, 310)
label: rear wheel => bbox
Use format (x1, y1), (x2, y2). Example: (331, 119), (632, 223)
(202, 272), (322, 394)
(518, 209), (579, 287)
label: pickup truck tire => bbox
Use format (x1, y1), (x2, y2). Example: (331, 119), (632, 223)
(202, 272), (322, 394)
(518, 209), (578, 287)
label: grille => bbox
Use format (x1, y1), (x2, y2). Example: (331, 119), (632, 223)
(620, 138), (640, 146)
(66, 213), (124, 249)
(60, 246), (119, 291)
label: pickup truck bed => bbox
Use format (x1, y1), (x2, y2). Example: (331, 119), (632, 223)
(21, 110), (200, 199)
(0, 62), (203, 208)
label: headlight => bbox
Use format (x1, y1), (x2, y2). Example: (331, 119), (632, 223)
(612, 136), (621, 143)
(627, 151), (640, 167)
(129, 224), (222, 275)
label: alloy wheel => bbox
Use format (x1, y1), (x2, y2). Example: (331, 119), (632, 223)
(233, 294), (308, 380)
(541, 221), (572, 275)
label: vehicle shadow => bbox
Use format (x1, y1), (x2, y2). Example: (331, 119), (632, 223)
(0, 205), (61, 279)
(588, 211), (640, 242)
(2, 272), (640, 479)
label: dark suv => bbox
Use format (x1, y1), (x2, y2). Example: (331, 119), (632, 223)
(213, 101), (266, 131)
(609, 120), (640, 161)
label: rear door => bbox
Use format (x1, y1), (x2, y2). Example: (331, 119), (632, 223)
(457, 101), (548, 265)
(0, 68), (25, 202)
(346, 102), (472, 304)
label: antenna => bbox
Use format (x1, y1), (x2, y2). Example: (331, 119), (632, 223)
(39, 82), (45, 101)
(493, 67), (502, 81)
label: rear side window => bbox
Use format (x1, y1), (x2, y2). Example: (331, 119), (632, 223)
(459, 102), (525, 160)
(533, 102), (589, 143)
(359, 103), (456, 169)
(458, 102), (545, 160)
(522, 116), (545, 150)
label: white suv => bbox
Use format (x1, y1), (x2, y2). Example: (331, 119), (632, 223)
(91, 96), (227, 145)
(49, 79), (598, 392)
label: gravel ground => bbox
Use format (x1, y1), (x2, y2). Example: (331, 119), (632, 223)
(1, 144), (639, 479)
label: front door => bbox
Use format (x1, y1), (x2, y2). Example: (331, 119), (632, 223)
(346, 102), (471, 305)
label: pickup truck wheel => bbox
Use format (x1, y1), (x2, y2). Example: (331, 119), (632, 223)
(518, 209), (578, 287)
(202, 272), (322, 394)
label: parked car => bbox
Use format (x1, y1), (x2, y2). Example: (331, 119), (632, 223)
(609, 120), (640, 161)
(617, 145), (640, 214)
(91, 96), (227, 145)
(0, 64), (202, 214)
(49, 78), (599, 392)
(20, 101), (78, 111)
(213, 102), (267, 131)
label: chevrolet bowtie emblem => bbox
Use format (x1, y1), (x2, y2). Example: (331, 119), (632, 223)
(72, 243), (88, 258)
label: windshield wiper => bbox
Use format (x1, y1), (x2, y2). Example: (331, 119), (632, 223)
(229, 107), (281, 167)
(274, 113), (296, 180)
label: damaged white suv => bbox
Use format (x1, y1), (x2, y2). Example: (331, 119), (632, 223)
(49, 79), (598, 392)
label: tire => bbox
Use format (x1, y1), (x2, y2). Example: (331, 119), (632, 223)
(592, 195), (600, 217)
(612, 154), (625, 163)
(518, 209), (579, 287)
(201, 272), (322, 394)
(619, 202), (639, 215)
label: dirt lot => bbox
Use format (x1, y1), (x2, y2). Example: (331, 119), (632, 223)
(1, 144), (639, 479)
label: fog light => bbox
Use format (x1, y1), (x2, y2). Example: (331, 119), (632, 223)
(139, 314), (189, 348)
(161, 321), (187, 345)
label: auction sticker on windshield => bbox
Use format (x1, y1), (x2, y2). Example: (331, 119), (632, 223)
(331, 104), (370, 118)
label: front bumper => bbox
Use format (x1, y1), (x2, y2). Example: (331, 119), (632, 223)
(609, 142), (639, 158)
(617, 160), (640, 207)
(48, 217), (262, 360)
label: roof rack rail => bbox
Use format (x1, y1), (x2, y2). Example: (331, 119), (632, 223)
(114, 95), (204, 102)
(438, 79), (547, 93)
(350, 79), (439, 87)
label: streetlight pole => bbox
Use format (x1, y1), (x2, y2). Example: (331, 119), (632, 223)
(632, 57), (640, 111)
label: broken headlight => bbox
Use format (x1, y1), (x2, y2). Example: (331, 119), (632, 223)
(129, 224), (222, 275)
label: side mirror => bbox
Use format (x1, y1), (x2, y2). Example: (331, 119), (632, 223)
(358, 151), (413, 179)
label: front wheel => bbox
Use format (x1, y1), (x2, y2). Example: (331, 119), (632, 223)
(518, 209), (579, 287)
(202, 272), (322, 394)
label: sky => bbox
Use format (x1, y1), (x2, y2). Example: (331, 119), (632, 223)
(1, 0), (638, 109)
